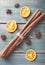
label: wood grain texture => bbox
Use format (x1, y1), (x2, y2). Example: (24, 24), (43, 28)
(0, 0), (45, 65)
(0, 24), (45, 65)
(0, 24), (45, 52)
(0, 54), (45, 65)
(0, 0), (45, 23)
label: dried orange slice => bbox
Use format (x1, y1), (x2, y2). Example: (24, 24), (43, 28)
(25, 49), (37, 61)
(20, 6), (30, 17)
(6, 20), (17, 32)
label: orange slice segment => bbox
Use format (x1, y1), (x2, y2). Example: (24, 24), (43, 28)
(25, 49), (37, 61)
(6, 20), (17, 32)
(20, 6), (30, 17)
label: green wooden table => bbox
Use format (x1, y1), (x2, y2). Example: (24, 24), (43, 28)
(0, 0), (45, 65)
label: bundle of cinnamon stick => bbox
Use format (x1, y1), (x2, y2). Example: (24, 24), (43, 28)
(0, 9), (45, 58)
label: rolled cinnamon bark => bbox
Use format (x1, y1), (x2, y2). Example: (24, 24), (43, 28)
(1, 35), (19, 57)
(1, 9), (41, 58)
(4, 13), (45, 58)
(20, 9), (41, 34)
(1, 10), (45, 58)
(21, 13), (45, 37)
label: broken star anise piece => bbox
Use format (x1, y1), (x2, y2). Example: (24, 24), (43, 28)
(15, 3), (20, 8)
(6, 9), (12, 14)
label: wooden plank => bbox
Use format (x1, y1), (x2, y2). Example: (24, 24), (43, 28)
(0, 0), (45, 23)
(0, 54), (45, 65)
(0, 24), (45, 52)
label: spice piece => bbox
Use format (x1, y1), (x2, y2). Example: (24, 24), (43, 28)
(20, 6), (30, 17)
(24, 38), (31, 45)
(15, 3), (20, 8)
(35, 32), (41, 39)
(1, 34), (6, 40)
(6, 9), (12, 14)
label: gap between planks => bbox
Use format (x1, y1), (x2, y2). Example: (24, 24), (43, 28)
(13, 50), (45, 54)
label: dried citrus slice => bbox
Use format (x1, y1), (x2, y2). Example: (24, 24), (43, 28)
(20, 6), (30, 17)
(25, 49), (37, 61)
(6, 20), (17, 32)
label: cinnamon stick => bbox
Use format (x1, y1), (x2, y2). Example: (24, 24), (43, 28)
(21, 13), (45, 37)
(4, 13), (45, 58)
(20, 9), (41, 34)
(1, 35), (18, 57)
(1, 9), (41, 57)
(1, 10), (45, 58)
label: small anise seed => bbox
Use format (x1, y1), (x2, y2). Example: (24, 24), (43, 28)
(6, 9), (12, 14)
(15, 3), (20, 8)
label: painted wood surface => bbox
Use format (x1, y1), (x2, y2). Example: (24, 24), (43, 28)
(0, 0), (45, 23)
(0, 24), (45, 51)
(0, 0), (45, 65)
(0, 23), (45, 65)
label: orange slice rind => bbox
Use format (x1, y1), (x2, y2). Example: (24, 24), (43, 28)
(25, 49), (37, 61)
(20, 6), (30, 17)
(6, 20), (17, 32)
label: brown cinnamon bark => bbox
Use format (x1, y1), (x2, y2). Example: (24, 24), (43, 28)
(20, 9), (41, 34)
(1, 9), (41, 58)
(1, 35), (19, 57)
(4, 13), (45, 58)
(21, 13), (45, 37)
(1, 10), (45, 58)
